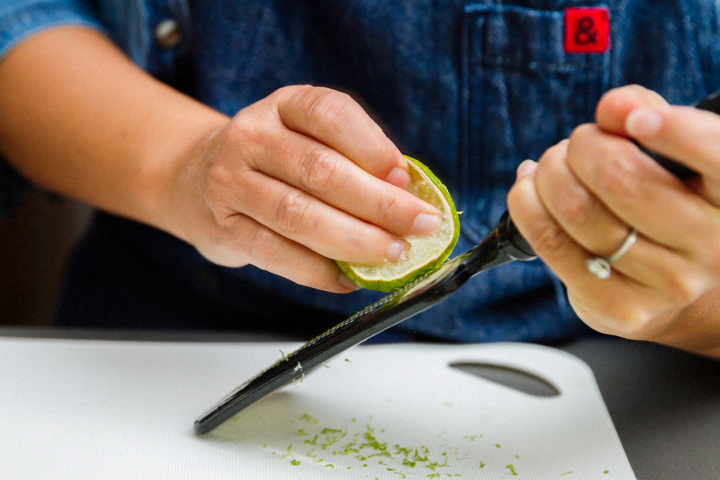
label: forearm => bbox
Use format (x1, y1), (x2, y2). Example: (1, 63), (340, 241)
(0, 26), (442, 293)
(0, 26), (227, 237)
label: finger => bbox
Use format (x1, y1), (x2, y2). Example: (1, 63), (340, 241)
(534, 139), (630, 257)
(203, 214), (359, 293)
(565, 123), (720, 257)
(508, 162), (643, 328)
(572, 231), (709, 339)
(229, 168), (411, 265)
(595, 84), (668, 133)
(534, 140), (705, 305)
(508, 162), (699, 338)
(274, 85), (412, 187)
(624, 105), (720, 205)
(254, 129), (440, 237)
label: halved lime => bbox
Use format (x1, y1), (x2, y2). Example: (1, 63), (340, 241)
(336, 155), (460, 292)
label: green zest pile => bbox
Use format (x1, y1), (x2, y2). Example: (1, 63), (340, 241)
(263, 413), (486, 478)
(259, 413), (613, 478)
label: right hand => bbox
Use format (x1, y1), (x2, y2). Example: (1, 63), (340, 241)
(166, 86), (440, 293)
(507, 85), (720, 357)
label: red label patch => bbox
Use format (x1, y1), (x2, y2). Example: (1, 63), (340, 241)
(564, 7), (610, 53)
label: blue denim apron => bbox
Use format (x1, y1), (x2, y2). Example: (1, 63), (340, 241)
(5, 0), (719, 341)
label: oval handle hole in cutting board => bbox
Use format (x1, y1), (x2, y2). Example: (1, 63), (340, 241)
(449, 362), (560, 397)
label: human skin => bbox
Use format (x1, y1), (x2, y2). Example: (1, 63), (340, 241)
(508, 85), (720, 359)
(0, 27), (440, 294)
(3, 28), (718, 358)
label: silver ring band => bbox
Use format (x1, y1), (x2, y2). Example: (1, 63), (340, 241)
(586, 228), (638, 280)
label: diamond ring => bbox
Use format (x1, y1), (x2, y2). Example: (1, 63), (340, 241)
(585, 228), (638, 280)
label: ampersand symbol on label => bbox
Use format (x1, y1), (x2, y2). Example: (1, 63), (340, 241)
(564, 7), (609, 53)
(574, 16), (598, 45)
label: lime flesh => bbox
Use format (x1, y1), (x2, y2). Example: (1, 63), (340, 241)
(336, 156), (460, 292)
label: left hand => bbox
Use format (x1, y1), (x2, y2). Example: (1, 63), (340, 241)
(507, 85), (720, 358)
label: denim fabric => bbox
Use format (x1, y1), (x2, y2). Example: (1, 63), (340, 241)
(3, 0), (720, 341)
(0, 0), (104, 58)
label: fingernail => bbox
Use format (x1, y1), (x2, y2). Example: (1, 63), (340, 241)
(385, 167), (411, 188)
(338, 273), (360, 291)
(626, 108), (663, 138)
(516, 159), (537, 179)
(387, 239), (411, 262)
(412, 212), (440, 235)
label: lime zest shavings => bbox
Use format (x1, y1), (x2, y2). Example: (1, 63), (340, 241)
(301, 413), (319, 424)
(262, 413), (580, 476)
(265, 414), (475, 476)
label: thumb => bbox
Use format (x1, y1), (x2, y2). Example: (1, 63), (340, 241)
(595, 85), (669, 135)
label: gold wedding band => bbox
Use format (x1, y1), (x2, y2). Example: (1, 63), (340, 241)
(586, 228), (638, 280)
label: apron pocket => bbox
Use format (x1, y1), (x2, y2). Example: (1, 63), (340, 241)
(459, 3), (610, 243)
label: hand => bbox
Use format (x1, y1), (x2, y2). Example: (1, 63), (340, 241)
(0, 29), (437, 295)
(507, 85), (720, 358)
(165, 86), (440, 293)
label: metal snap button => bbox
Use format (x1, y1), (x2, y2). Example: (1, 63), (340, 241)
(154, 19), (182, 49)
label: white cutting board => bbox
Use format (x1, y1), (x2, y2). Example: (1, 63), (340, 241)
(0, 338), (634, 479)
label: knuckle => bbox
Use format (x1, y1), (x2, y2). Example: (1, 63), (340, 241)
(206, 161), (234, 196)
(528, 221), (567, 260)
(223, 116), (251, 146)
(584, 298), (659, 340)
(573, 290), (678, 341)
(570, 124), (646, 201)
(303, 88), (352, 132)
(617, 308), (656, 340)
(375, 138), (396, 163)
(376, 191), (402, 228)
(274, 84), (300, 97)
(274, 189), (313, 235)
(664, 269), (705, 306)
(247, 226), (284, 265)
(299, 147), (343, 192)
(204, 162), (253, 218)
(553, 186), (595, 230)
(208, 223), (232, 250)
(540, 141), (566, 162)
(205, 165), (241, 216)
(593, 145), (645, 201)
(196, 219), (249, 268)
(224, 115), (265, 152)
(568, 123), (595, 144)
(272, 84), (309, 105)
(611, 274), (705, 340)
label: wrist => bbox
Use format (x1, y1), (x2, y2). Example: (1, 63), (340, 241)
(139, 100), (228, 243)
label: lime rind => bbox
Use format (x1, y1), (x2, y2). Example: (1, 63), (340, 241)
(336, 156), (460, 292)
